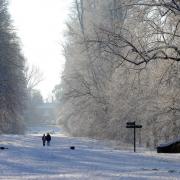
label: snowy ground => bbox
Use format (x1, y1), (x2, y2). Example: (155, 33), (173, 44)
(0, 126), (180, 179)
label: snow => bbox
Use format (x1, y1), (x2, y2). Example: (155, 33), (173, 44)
(0, 126), (180, 179)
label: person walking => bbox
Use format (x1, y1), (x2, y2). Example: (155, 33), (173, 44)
(42, 134), (46, 146)
(46, 133), (51, 146)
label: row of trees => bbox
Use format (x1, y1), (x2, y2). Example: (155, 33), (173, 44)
(24, 65), (44, 125)
(0, 0), (27, 133)
(57, 0), (180, 147)
(0, 0), (55, 133)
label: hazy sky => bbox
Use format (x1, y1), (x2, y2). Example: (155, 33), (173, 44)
(9, 0), (73, 99)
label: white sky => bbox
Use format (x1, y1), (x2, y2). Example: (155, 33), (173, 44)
(9, 0), (73, 100)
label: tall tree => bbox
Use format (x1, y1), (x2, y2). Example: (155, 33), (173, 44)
(58, 0), (180, 147)
(0, 0), (27, 133)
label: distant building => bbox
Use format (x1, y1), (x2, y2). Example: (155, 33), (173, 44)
(37, 102), (58, 124)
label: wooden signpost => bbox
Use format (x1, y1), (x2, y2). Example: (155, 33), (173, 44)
(126, 121), (142, 152)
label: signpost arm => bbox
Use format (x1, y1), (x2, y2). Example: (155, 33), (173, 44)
(126, 121), (142, 153)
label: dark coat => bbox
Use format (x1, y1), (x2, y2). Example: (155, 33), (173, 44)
(46, 134), (51, 141)
(42, 135), (46, 142)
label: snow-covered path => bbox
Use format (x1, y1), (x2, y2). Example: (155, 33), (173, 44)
(0, 128), (180, 179)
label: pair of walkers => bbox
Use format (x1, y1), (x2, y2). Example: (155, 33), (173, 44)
(42, 133), (51, 146)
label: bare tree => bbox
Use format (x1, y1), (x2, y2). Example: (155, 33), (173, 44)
(25, 64), (44, 91)
(57, 0), (180, 145)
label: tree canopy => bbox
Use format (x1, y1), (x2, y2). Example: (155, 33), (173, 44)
(0, 0), (27, 133)
(56, 0), (180, 147)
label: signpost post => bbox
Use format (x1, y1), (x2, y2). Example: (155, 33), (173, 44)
(126, 121), (142, 152)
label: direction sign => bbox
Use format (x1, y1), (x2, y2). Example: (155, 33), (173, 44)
(126, 122), (135, 125)
(126, 125), (142, 128)
(126, 121), (142, 152)
(135, 125), (142, 128)
(126, 125), (134, 128)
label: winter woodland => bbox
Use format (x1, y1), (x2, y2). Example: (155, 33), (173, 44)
(54, 0), (180, 147)
(1, 0), (180, 148)
(0, 0), (26, 133)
